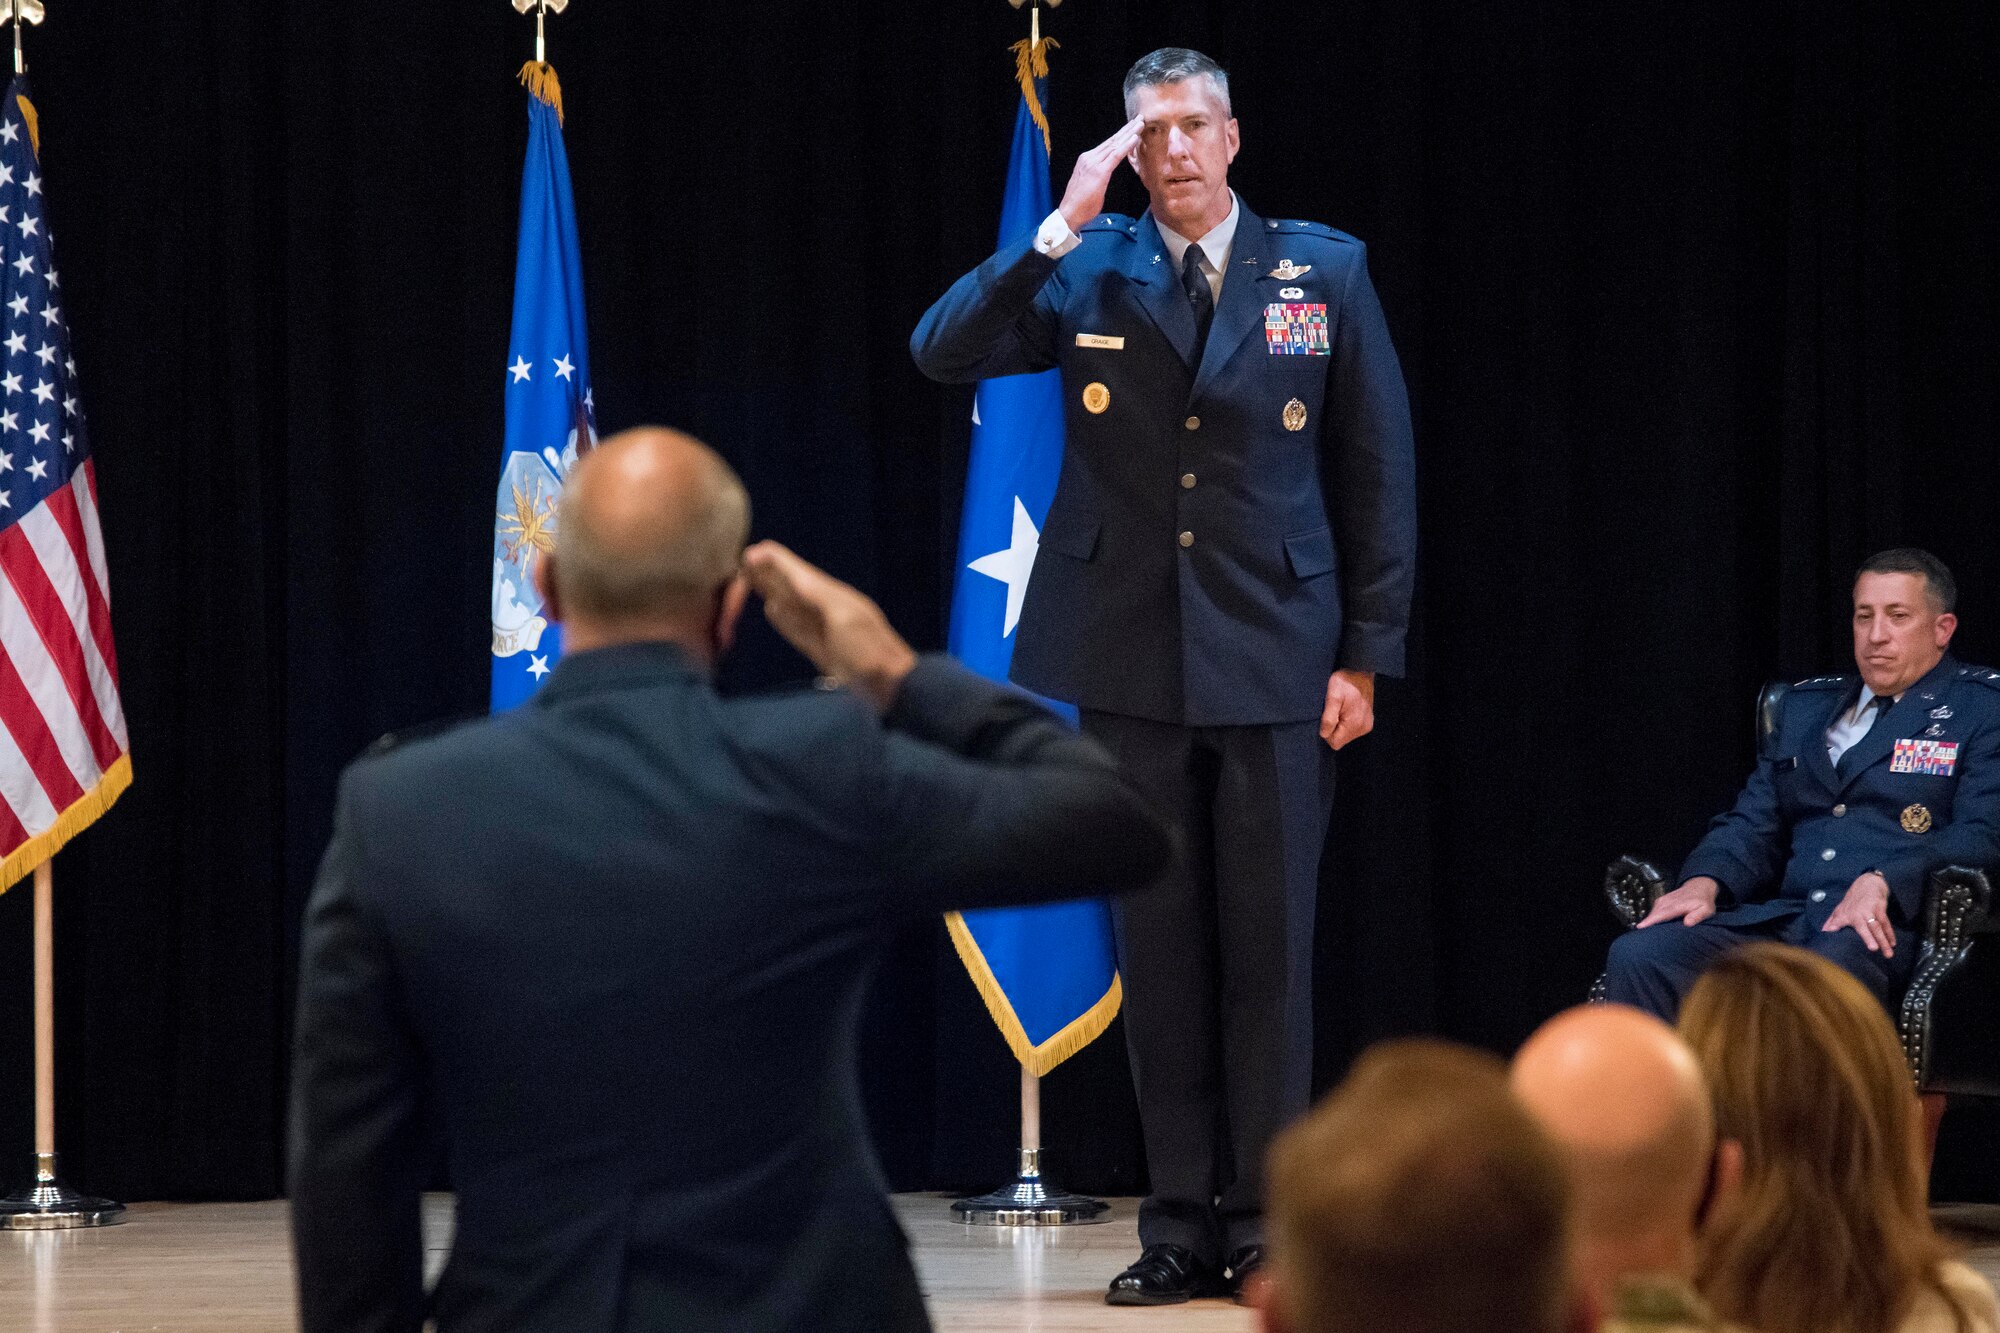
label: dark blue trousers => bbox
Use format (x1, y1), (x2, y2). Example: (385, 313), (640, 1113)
(1602, 907), (1919, 1022)
(1081, 711), (1335, 1263)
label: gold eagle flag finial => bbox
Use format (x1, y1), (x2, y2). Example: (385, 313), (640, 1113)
(1006, 0), (1063, 155)
(511, 0), (572, 123)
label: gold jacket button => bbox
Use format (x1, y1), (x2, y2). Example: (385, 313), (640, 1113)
(1185, 415), (1201, 430)
(1178, 531), (1195, 548)
(1181, 473), (1196, 489)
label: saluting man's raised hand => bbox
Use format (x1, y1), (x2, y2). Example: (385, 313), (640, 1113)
(743, 540), (917, 714)
(1058, 116), (1145, 234)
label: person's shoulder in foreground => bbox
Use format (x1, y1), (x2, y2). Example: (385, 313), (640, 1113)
(1602, 1275), (1754, 1333)
(1898, 1260), (2000, 1333)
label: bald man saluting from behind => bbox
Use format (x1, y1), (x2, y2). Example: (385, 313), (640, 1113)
(288, 428), (1173, 1333)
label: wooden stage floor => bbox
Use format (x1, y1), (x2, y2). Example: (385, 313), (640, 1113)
(3, 1195), (1998, 1331)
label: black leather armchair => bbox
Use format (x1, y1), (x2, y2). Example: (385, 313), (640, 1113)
(1595, 682), (1996, 1093)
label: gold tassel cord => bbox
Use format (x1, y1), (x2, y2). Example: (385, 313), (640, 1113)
(944, 908), (1121, 1077)
(0, 754), (133, 897)
(1010, 37), (1059, 156)
(518, 60), (565, 126)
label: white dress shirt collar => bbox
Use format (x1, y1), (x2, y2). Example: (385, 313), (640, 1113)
(1157, 192), (1240, 290)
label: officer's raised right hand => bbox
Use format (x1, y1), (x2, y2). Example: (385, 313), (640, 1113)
(1636, 876), (1720, 929)
(1058, 116), (1145, 234)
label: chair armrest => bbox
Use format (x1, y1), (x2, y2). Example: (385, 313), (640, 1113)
(1900, 866), (1993, 1088)
(1923, 865), (1992, 941)
(1605, 855), (1670, 930)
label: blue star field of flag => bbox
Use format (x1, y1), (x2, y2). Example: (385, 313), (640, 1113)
(0, 78), (88, 532)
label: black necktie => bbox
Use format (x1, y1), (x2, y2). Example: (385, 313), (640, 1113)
(1181, 245), (1214, 355)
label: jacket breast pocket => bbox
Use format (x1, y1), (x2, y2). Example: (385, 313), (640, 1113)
(1284, 526), (1336, 580)
(1040, 511), (1101, 562)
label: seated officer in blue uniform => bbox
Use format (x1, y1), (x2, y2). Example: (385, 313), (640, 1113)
(1604, 548), (2000, 1020)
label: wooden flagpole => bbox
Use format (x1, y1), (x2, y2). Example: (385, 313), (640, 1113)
(32, 860), (52, 1173)
(1, 857), (123, 1227)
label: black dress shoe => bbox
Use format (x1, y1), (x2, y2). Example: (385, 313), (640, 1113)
(1225, 1244), (1266, 1305)
(1105, 1243), (1216, 1306)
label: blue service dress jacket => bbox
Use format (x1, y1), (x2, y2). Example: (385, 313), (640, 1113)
(1678, 656), (2000, 927)
(911, 200), (1417, 727)
(288, 644), (1173, 1333)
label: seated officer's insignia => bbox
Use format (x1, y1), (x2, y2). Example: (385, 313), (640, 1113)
(1282, 398), (1308, 432)
(1082, 382), (1110, 414)
(1932, 705), (1953, 719)
(1891, 739), (1959, 776)
(1902, 803), (1934, 834)
(1279, 285), (1304, 299)
(1269, 259), (1312, 280)
(1265, 303), (1331, 355)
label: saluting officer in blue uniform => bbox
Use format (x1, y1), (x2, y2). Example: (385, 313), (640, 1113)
(912, 48), (1417, 1306)
(1605, 549), (2000, 1019)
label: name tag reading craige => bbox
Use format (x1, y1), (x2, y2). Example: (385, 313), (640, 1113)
(1075, 333), (1125, 350)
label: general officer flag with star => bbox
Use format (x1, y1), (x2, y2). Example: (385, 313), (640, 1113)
(491, 62), (595, 712)
(943, 39), (1121, 1076)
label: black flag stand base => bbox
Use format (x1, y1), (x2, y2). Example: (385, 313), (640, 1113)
(952, 1146), (1110, 1226)
(0, 1153), (125, 1230)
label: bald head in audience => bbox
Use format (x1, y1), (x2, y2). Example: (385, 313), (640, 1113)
(1263, 1039), (1589, 1333)
(536, 426), (753, 662)
(1510, 1005), (1740, 1315)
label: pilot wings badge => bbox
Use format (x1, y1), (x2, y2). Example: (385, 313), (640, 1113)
(1269, 259), (1312, 281)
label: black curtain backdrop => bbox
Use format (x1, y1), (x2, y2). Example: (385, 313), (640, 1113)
(0, 0), (1996, 1202)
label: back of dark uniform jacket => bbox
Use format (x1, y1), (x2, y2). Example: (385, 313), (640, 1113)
(289, 643), (1172, 1333)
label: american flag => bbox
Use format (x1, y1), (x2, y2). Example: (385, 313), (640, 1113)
(0, 76), (129, 895)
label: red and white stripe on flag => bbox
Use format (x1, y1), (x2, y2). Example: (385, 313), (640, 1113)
(0, 458), (129, 891)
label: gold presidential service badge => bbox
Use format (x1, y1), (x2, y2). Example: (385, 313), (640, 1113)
(1282, 398), (1308, 432)
(1901, 803), (1933, 834)
(1082, 382), (1110, 414)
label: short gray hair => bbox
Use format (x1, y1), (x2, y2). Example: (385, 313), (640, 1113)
(554, 438), (751, 622)
(1123, 48), (1232, 117)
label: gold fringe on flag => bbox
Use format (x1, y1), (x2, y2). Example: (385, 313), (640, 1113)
(1010, 37), (1059, 156)
(944, 907), (1122, 1077)
(0, 754), (132, 896)
(518, 60), (565, 125)
(15, 94), (38, 160)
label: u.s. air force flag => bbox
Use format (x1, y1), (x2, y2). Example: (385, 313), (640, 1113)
(943, 39), (1121, 1076)
(491, 62), (595, 712)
